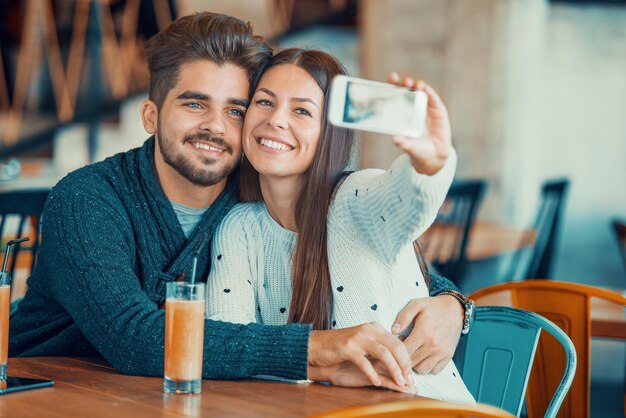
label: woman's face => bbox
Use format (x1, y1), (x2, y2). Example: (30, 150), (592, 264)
(242, 64), (324, 181)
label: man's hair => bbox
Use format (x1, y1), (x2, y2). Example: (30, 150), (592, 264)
(145, 12), (272, 108)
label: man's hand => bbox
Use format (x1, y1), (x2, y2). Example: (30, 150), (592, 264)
(309, 361), (419, 394)
(308, 322), (413, 388)
(392, 295), (463, 374)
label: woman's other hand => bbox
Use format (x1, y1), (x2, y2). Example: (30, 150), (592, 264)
(308, 322), (412, 388)
(310, 361), (419, 394)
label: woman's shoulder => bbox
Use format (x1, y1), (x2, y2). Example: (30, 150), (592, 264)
(336, 154), (426, 195)
(330, 156), (416, 216)
(218, 202), (265, 231)
(330, 168), (385, 219)
(335, 167), (382, 198)
(341, 167), (385, 186)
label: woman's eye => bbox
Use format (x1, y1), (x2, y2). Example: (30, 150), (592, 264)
(256, 99), (273, 107)
(295, 108), (312, 117)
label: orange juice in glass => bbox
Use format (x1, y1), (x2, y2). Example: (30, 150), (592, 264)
(163, 282), (205, 394)
(0, 272), (11, 380)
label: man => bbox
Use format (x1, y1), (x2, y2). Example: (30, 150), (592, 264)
(10, 12), (470, 388)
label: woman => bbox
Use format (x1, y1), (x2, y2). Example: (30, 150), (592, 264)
(206, 48), (474, 404)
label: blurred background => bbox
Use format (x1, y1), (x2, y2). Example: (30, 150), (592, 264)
(0, 0), (624, 416)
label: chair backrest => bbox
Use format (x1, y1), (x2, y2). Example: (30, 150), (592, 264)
(612, 219), (626, 270)
(423, 179), (486, 282)
(470, 280), (626, 418)
(0, 189), (49, 290)
(454, 306), (576, 418)
(310, 399), (514, 418)
(509, 179), (569, 281)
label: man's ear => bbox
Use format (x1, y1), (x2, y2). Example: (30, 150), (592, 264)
(140, 100), (158, 134)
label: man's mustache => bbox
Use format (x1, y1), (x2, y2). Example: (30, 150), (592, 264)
(183, 133), (233, 154)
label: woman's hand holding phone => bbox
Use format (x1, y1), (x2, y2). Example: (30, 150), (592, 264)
(388, 72), (453, 176)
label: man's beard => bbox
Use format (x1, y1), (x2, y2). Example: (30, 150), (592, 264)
(156, 125), (238, 187)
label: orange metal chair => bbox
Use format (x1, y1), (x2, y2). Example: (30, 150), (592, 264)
(470, 280), (626, 418)
(309, 399), (514, 418)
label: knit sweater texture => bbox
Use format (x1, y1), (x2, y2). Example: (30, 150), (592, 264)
(205, 152), (475, 403)
(206, 154), (457, 327)
(9, 137), (310, 380)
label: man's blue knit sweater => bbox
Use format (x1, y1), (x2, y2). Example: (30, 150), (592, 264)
(9, 137), (310, 379)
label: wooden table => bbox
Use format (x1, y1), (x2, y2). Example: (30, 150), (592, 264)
(0, 357), (421, 417)
(466, 222), (536, 261)
(0, 160), (63, 193)
(422, 222), (536, 263)
(591, 295), (626, 340)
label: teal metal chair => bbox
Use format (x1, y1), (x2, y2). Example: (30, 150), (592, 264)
(454, 306), (576, 418)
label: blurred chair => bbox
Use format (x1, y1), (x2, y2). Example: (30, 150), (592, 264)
(0, 189), (49, 304)
(454, 306), (576, 418)
(612, 219), (626, 271)
(470, 280), (626, 418)
(310, 399), (514, 418)
(508, 179), (569, 281)
(422, 179), (487, 283)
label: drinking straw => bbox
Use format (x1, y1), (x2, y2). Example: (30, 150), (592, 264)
(1, 237), (30, 274)
(189, 233), (205, 285)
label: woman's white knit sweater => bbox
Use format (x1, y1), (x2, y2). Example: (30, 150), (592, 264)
(207, 151), (475, 404)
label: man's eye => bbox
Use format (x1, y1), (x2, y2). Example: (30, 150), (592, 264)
(186, 102), (202, 109)
(228, 108), (245, 117)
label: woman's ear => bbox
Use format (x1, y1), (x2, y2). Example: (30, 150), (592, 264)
(140, 100), (158, 134)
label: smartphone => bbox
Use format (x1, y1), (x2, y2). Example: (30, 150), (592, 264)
(0, 376), (54, 395)
(328, 75), (428, 138)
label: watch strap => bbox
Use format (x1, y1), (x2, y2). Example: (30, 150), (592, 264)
(438, 290), (475, 335)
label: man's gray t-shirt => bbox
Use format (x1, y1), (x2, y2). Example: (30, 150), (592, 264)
(171, 200), (208, 238)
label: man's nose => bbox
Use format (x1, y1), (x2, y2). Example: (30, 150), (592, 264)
(199, 111), (225, 136)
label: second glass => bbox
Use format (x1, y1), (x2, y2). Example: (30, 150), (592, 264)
(0, 272), (11, 381)
(163, 282), (205, 394)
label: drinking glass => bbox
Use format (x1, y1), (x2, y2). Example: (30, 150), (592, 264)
(163, 282), (205, 394)
(0, 272), (11, 381)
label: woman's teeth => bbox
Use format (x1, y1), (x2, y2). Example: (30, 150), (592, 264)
(259, 138), (292, 151)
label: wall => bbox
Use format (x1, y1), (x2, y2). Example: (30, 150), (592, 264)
(540, 4), (626, 283)
(359, 0), (547, 223)
(359, 0), (626, 283)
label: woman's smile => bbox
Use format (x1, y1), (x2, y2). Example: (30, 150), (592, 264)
(242, 63), (324, 180)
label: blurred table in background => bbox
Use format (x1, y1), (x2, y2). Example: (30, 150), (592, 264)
(466, 222), (536, 261)
(422, 222), (536, 263)
(0, 159), (63, 193)
(591, 295), (626, 339)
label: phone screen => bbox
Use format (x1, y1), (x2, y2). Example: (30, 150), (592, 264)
(0, 376), (54, 395)
(342, 80), (423, 136)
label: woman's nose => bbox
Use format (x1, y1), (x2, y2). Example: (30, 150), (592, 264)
(265, 108), (288, 130)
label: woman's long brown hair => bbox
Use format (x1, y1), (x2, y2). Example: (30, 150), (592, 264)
(239, 48), (355, 330)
